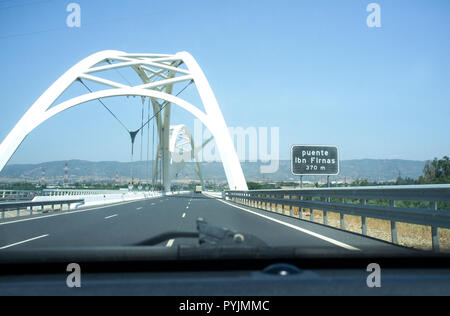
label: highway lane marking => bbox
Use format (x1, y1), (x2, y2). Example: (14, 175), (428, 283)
(166, 239), (175, 247)
(217, 199), (360, 251)
(136, 207), (143, 210)
(104, 214), (118, 219)
(0, 199), (150, 226)
(186, 206), (189, 209)
(0, 234), (49, 250)
(182, 213), (186, 218)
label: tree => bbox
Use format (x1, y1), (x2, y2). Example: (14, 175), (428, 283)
(247, 182), (277, 190)
(418, 156), (450, 184)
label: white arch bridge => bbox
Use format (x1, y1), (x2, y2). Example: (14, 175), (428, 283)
(0, 50), (248, 191)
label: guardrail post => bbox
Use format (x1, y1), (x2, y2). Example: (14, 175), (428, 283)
(300, 196), (304, 219)
(340, 213), (345, 230)
(362, 216), (367, 235)
(360, 199), (367, 235)
(288, 195), (293, 217)
(432, 226), (440, 252)
(323, 210), (328, 225)
(16, 207), (20, 217)
(391, 221), (398, 244)
(278, 194), (282, 213)
(431, 201), (438, 211)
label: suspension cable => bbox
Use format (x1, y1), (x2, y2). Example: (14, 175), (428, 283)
(77, 78), (130, 133)
(136, 79), (194, 134)
(152, 108), (155, 189)
(140, 97), (144, 162)
(105, 59), (132, 86)
(146, 97), (150, 188)
(78, 76), (193, 191)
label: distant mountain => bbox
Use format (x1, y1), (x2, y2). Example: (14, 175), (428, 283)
(0, 159), (426, 183)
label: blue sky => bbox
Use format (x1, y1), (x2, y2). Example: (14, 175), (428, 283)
(0, 0), (449, 165)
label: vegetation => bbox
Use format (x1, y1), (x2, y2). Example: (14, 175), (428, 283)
(246, 182), (279, 190)
(347, 156), (450, 210)
(0, 182), (45, 190)
(417, 156), (450, 184)
(349, 156), (450, 187)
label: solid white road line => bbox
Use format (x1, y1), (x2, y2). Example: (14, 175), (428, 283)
(104, 214), (118, 219)
(0, 234), (49, 250)
(217, 199), (360, 251)
(166, 239), (175, 247)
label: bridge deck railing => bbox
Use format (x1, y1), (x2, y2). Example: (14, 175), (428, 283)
(224, 184), (450, 252)
(0, 189), (146, 201)
(0, 199), (85, 220)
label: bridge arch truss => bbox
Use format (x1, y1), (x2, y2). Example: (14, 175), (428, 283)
(0, 50), (248, 191)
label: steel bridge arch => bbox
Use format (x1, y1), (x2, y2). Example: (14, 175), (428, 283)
(0, 50), (248, 190)
(166, 124), (206, 186)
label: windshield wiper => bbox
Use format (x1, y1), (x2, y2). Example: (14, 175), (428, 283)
(135, 218), (268, 247)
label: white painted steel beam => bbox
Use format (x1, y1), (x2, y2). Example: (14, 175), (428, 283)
(0, 50), (248, 190)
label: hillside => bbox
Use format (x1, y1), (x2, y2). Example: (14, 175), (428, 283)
(0, 159), (426, 183)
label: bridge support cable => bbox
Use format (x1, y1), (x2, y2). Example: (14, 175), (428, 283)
(78, 78), (141, 188)
(136, 80), (194, 135)
(142, 80), (194, 191)
(152, 106), (155, 190)
(146, 97), (151, 190)
(140, 97), (145, 162)
(77, 78), (130, 134)
(129, 130), (139, 187)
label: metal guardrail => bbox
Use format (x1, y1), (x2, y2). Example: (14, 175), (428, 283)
(0, 199), (85, 220)
(224, 184), (450, 252)
(0, 189), (127, 201)
(0, 190), (39, 201)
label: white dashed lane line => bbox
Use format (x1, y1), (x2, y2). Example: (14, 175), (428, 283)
(0, 234), (49, 250)
(182, 213), (186, 218)
(166, 239), (175, 247)
(104, 214), (118, 219)
(136, 207), (143, 210)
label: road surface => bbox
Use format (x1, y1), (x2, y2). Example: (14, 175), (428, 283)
(0, 193), (411, 253)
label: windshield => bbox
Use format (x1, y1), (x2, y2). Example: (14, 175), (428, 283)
(0, 0), (449, 260)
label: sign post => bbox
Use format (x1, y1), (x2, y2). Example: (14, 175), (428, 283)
(291, 145), (339, 181)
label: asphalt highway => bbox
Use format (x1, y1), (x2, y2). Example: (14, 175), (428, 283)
(0, 193), (411, 253)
